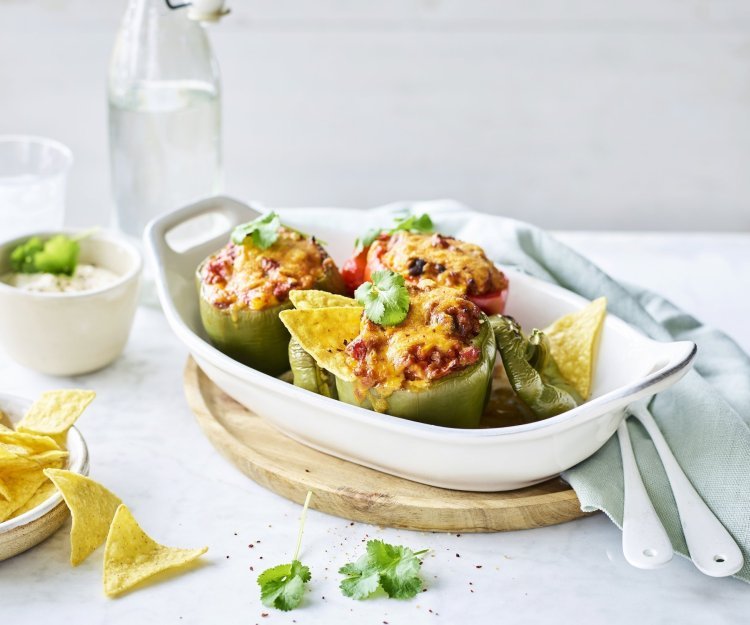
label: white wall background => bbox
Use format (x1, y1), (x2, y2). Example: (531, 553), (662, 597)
(1, 0), (749, 230)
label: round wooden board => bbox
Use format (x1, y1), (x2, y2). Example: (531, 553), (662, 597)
(184, 357), (590, 532)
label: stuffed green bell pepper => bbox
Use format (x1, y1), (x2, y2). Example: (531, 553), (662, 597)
(280, 276), (496, 428)
(197, 212), (346, 376)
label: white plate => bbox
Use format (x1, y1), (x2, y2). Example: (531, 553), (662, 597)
(145, 196), (696, 491)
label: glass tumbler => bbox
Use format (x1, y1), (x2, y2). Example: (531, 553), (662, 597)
(0, 136), (73, 238)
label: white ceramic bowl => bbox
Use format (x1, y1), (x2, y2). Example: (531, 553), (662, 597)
(0, 230), (142, 376)
(146, 197), (696, 491)
(0, 392), (89, 561)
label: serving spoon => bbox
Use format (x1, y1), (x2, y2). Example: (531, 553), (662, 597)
(628, 402), (743, 577)
(618, 419), (673, 569)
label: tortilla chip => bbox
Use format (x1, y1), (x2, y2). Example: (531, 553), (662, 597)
(0, 475), (10, 501)
(0, 469), (50, 522)
(44, 469), (122, 566)
(17, 390), (95, 436)
(279, 307), (362, 381)
(103, 504), (208, 597)
(0, 431), (63, 476)
(0, 449), (68, 475)
(11, 480), (58, 517)
(544, 297), (607, 400)
(289, 290), (361, 310)
(0, 431), (61, 454)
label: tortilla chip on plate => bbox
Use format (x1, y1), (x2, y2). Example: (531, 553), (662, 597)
(0, 475), (11, 501)
(44, 469), (122, 566)
(279, 307), (362, 381)
(17, 390), (95, 436)
(0, 469), (51, 522)
(103, 504), (208, 598)
(544, 297), (607, 400)
(0, 449), (68, 475)
(12, 480), (59, 517)
(0, 431), (61, 454)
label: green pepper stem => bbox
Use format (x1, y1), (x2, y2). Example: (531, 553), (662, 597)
(292, 491), (313, 562)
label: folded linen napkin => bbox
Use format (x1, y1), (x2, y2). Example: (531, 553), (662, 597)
(282, 199), (750, 583)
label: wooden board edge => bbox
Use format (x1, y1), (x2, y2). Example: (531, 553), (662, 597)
(183, 357), (590, 533)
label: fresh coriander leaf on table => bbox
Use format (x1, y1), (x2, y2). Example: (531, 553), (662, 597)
(257, 491), (313, 611)
(339, 555), (382, 600)
(354, 270), (410, 326)
(258, 560), (312, 612)
(339, 539), (428, 600)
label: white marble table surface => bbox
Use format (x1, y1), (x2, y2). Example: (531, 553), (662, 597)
(1, 231), (749, 624)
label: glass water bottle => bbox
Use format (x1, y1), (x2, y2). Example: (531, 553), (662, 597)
(108, 0), (223, 240)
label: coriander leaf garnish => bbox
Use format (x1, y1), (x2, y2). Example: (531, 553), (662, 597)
(354, 228), (383, 253)
(10, 229), (96, 276)
(354, 212), (434, 252)
(392, 213), (434, 235)
(231, 212), (282, 249)
(354, 270), (410, 326)
(339, 539), (428, 600)
(257, 491), (313, 611)
(231, 213), (323, 249)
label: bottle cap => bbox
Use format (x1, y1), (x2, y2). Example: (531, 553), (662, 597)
(187, 0), (230, 22)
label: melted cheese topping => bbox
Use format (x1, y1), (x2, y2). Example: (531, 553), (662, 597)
(372, 231), (507, 297)
(345, 282), (483, 396)
(200, 229), (336, 311)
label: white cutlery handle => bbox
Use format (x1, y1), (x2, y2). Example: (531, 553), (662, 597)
(617, 421), (673, 569)
(632, 405), (744, 577)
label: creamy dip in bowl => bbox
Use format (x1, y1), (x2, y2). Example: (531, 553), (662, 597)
(0, 230), (142, 375)
(3, 264), (119, 293)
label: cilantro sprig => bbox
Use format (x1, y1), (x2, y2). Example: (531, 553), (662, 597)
(354, 212), (434, 252)
(10, 229), (96, 276)
(339, 539), (428, 600)
(392, 213), (434, 234)
(231, 212), (282, 250)
(231, 212), (322, 250)
(354, 270), (410, 326)
(257, 491), (313, 611)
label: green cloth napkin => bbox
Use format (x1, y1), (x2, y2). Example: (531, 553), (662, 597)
(434, 202), (750, 583)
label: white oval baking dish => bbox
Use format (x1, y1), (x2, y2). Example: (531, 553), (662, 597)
(145, 196), (695, 491)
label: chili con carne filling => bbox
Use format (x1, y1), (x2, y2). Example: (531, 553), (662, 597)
(369, 231), (508, 298)
(200, 228), (336, 311)
(345, 282), (484, 394)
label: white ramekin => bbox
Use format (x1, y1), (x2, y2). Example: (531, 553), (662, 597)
(0, 230), (142, 375)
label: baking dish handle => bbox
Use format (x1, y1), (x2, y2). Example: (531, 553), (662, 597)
(144, 195), (260, 273)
